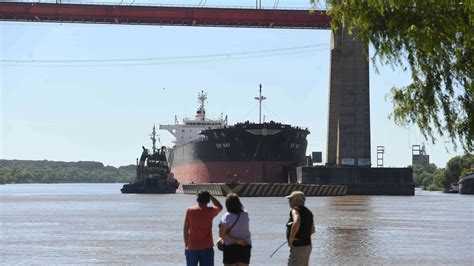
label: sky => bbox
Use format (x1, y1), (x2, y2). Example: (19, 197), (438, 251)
(0, 0), (466, 168)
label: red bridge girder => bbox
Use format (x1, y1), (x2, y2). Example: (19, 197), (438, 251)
(0, 2), (330, 29)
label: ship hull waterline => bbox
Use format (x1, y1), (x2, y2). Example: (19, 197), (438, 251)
(171, 160), (299, 186)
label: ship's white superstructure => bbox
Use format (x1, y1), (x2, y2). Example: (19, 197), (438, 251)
(159, 91), (227, 145)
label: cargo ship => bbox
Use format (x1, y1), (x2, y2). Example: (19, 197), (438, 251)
(160, 89), (310, 186)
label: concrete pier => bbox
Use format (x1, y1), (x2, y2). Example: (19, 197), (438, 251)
(182, 183), (347, 197)
(297, 167), (414, 195)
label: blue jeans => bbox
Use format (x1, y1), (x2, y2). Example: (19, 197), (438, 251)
(185, 248), (214, 266)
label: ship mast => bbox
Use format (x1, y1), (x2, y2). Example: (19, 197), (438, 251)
(254, 84), (266, 123)
(196, 90), (207, 121)
(150, 125), (157, 153)
(159, 91), (227, 145)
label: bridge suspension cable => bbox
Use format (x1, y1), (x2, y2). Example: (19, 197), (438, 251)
(1, 43), (329, 67)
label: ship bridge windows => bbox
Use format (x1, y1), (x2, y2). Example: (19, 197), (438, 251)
(185, 122), (222, 126)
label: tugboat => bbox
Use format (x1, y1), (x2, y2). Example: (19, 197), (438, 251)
(121, 125), (179, 194)
(446, 182), (460, 193)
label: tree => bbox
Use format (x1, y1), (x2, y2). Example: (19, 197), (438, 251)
(0, 160), (135, 184)
(313, 1), (473, 152)
(443, 154), (474, 188)
(412, 163), (439, 187)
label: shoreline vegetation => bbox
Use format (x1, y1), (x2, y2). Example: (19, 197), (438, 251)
(412, 154), (473, 191)
(0, 160), (135, 184)
(1, 154), (472, 191)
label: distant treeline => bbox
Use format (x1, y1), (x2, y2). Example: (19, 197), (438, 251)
(413, 154), (473, 191)
(1, 154), (472, 188)
(0, 160), (136, 184)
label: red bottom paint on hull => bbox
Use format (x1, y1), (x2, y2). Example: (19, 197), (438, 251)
(172, 161), (293, 185)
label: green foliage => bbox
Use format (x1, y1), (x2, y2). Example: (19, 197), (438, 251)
(312, 0), (473, 152)
(443, 154), (474, 188)
(412, 163), (439, 187)
(432, 171), (446, 191)
(0, 160), (135, 184)
(409, 154), (473, 190)
(427, 182), (443, 191)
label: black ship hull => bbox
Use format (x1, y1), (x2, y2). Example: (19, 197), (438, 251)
(121, 180), (177, 194)
(167, 122), (309, 185)
(459, 176), (474, 194)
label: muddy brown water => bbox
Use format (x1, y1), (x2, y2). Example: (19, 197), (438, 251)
(1, 184), (473, 265)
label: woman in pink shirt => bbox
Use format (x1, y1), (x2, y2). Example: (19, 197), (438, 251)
(184, 190), (223, 266)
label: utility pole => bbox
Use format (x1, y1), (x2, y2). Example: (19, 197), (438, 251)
(254, 84), (266, 124)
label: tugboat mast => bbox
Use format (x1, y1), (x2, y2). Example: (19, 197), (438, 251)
(254, 84), (266, 123)
(150, 125), (157, 153)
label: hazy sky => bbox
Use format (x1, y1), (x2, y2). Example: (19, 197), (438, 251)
(0, 0), (465, 168)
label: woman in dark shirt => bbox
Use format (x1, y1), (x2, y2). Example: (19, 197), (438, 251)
(286, 191), (315, 266)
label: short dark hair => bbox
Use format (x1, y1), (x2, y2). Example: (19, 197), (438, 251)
(196, 190), (210, 205)
(225, 193), (243, 214)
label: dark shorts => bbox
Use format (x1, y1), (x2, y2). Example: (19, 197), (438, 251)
(223, 244), (251, 264)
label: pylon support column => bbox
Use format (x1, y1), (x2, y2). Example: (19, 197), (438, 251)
(327, 29), (371, 166)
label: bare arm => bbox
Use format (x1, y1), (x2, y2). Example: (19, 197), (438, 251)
(210, 194), (223, 211)
(311, 221), (316, 235)
(183, 219), (189, 250)
(289, 209), (300, 247)
(219, 223), (247, 246)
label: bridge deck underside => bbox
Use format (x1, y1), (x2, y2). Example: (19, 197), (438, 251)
(0, 2), (330, 29)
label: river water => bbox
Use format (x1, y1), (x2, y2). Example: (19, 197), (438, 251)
(1, 184), (473, 265)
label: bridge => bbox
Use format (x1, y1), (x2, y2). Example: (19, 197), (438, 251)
(0, 1), (330, 29)
(0, 1), (371, 167)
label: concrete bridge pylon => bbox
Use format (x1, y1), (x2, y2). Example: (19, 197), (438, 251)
(327, 29), (371, 167)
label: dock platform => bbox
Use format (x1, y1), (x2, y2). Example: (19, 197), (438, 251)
(182, 183), (347, 197)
